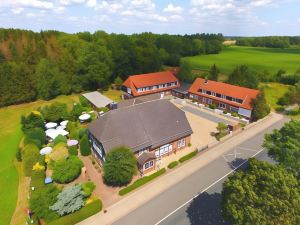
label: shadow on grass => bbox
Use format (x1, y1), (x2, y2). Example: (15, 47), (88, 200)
(186, 192), (230, 225)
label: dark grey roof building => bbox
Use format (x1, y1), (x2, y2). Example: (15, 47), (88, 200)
(88, 99), (193, 156)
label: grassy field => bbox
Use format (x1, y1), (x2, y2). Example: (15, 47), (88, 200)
(185, 46), (300, 75)
(259, 83), (291, 109)
(0, 95), (79, 225)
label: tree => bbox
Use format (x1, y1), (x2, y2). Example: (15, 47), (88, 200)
(222, 158), (300, 225)
(178, 60), (193, 83)
(29, 184), (60, 222)
(114, 76), (123, 89)
(52, 156), (83, 183)
(50, 185), (84, 216)
(263, 120), (300, 178)
(227, 65), (259, 89)
(80, 134), (91, 156)
(208, 64), (219, 81)
(22, 144), (44, 176)
(21, 111), (44, 132)
(24, 127), (46, 148)
(251, 91), (270, 121)
(40, 102), (68, 122)
(103, 146), (137, 186)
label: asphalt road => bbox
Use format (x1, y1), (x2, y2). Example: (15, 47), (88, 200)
(113, 117), (288, 225)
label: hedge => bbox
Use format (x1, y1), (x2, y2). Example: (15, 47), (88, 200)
(168, 161), (178, 169)
(30, 170), (46, 189)
(119, 168), (166, 196)
(47, 199), (102, 225)
(179, 150), (198, 163)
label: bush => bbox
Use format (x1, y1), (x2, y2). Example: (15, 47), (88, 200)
(49, 143), (69, 162)
(168, 161), (178, 169)
(179, 150), (198, 163)
(22, 144), (43, 176)
(69, 129), (79, 140)
(70, 104), (84, 121)
(78, 128), (87, 139)
(288, 108), (300, 115)
(275, 106), (285, 112)
(208, 103), (216, 109)
(16, 147), (22, 161)
(24, 128), (46, 148)
(53, 135), (67, 146)
(52, 156), (83, 184)
(82, 182), (96, 198)
(29, 184), (60, 222)
(21, 111), (44, 131)
(30, 170), (46, 189)
(119, 168), (166, 196)
(231, 112), (239, 117)
(40, 102), (68, 122)
(97, 107), (109, 113)
(79, 96), (91, 108)
(68, 146), (78, 156)
(80, 134), (91, 156)
(103, 146), (137, 187)
(47, 199), (102, 225)
(50, 185), (84, 216)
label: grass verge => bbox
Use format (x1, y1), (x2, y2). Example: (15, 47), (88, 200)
(168, 161), (178, 169)
(47, 199), (102, 225)
(179, 150), (198, 163)
(119, 168), (166, 196)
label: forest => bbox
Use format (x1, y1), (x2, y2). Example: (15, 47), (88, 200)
(236, 36), (300, 48)
(0, 28), (224, 107)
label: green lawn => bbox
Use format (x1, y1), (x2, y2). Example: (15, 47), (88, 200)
(259, 83), (291, 109)
(0, 95), (78, 225)
(185, 46), (300, 75)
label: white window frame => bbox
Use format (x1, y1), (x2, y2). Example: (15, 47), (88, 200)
(221, 94), (226, 99)
(178, 138), (186, 148)
(144, 160), (154, 170)
(219, 102), (226, 109)
(211, 92), (216, 97)
(207, 99), (213, 104)
(202, 97), (206, 103)
(190, 94), (194, 99)
(127, 87), (131, 94)
(155, 144), (172, 157)
(230, 106), (239, 113)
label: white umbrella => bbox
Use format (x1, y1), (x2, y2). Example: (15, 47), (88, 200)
(40, 146), (53, 155)
(60, 120), (69, 126)
(67, 140), (79, 146)
(79, 114), (91, 121)
(45, 122), (57, 129)
(46, 129), (69, 140)
(56, 125), (66, 130)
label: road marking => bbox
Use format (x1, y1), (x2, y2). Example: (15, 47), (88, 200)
(237, 146), (259, 152)
(154, 148), (265, 225)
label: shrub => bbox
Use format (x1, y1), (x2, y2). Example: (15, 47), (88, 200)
(53, 135), (67, 146)
(79, 96), (91, 108)
(29, 184), (60, 222)
(40, 102), (68, 122)
(103, 146), (137, 187)
(119, 168), (166, 196)
(30, 170), (46, 189)
(78, 128), (87, 139)
(49, 143), (69, 162)
(168, 161), (178, 169)
(231, 112), (239, 117)
(16, 147), (22, 161)
(22, 144), (43, 176)
(82, 182), (96, 198)
(275, 106), (285, 112)
(98, 107), (109, 113)
(80, 134), (91, 156)
(52, 156), (83, 184)
(50, 185), (84, 216)
(69, 129), (79, 140)
(47, 199), (102, 225)
(208, 103), (216, 109)
(179, 150), (198, 163)
(21, 111), (44, 131)
(68, 146), (78, 156)
(188, 143), (192, 147)
(288, 109), (300, 115)
(70, 104), (84, 121)
(24, 128), (46, 148)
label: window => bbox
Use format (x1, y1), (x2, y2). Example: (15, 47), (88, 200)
(127, 87), (131, 94)
(236, 99), (243, 104)
(159, 84), (163, 89)
(202, 89), (206, 94)
(144, 160), (154, 170)
(230, 106), (239, 113)
(221, 94), (226, 99)
(207, 99), (212, 104)
(202, 97), (206, 103)
(226, 96), (232, 101)
(178, 138), (186, 148)
(198, 89), (202, 93)
(216, 93), (221, 98)
(211, 92), (216, 97)
(219, 102), (226, 109)
(190, 94), (194, 99)
(206, 91), (212, 95)
(155, 144), (172, 157)
(137, 88), (142, 93)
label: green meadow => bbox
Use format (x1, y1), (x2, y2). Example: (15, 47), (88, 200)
(185, 46), (300, 75)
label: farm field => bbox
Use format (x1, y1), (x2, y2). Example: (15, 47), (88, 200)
(185, 46), (300, 75)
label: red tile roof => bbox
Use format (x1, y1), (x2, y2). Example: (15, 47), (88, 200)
(188, 78), (260, 110)
(123, 71), (180, 97)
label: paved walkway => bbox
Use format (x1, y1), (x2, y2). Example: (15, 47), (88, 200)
(78, 113), (284, 225)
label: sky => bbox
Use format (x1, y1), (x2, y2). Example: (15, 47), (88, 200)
(0, 0), (299, 36)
